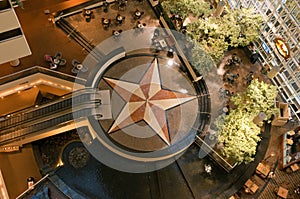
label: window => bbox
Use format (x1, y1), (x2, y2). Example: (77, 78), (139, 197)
(288, 60), (297, 71)
(294, 31), (300, 44)
(267, 32), (275, 41)
(281, 12), (287, 21)
(283, 69), (291, 80)
(287, 39), (296, 52)
(285, 19), (293, 28)
(277, 5), (283, 14)
(291, 82), (299, 92)
(264, 24), (270, 32)
(261, 2), (269, 13)
(291, 7), (300, 24)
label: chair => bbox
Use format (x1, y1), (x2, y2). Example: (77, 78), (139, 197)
(54, 52), (62, 59)
(71, 67), (79, 74)
(59, 59), (66, 66)
(50, 63), (58, 70)
(44, 54), (53, 62)
(71, 59), (88, 73)
(72, 59), (80, 67)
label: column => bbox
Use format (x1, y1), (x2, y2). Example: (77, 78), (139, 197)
(214, 1), (226, 17)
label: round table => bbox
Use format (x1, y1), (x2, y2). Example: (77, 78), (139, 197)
(53, 58), (60, 65)
(135, 11), (141, 17)
(76, 64), (83, 70)
(117, 16), (123, 21)
(103, 19), (109, 24)
(85, 10), (91, 15)
(114, 31), (120, 36)
(137, 23), (143, 28)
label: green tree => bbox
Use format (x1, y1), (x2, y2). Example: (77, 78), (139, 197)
(161, 0), (211, 19)
(186, 8), (263, 63)
(190, 42), (216, 75)
(216, 79), (278, 164)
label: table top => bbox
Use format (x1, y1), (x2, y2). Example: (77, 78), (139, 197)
(291, 163), (299, 172)
(103, 19), (109, 24)
(117, 15), (123, 21)
(244, 179), (253, 188)
(250, 183), (259, 193)
(277, 187), (288, 198)
(76, 64), (83, 70)
(53, 58), (60, 64)
(135, 11), (141, 16)
(256, 163), (270, 178)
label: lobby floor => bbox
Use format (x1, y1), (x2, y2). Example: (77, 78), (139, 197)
(0, 0), (299, 199)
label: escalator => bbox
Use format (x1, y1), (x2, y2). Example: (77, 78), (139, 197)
(0, 88), (104, 147)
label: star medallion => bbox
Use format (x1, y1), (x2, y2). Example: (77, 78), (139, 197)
(104, 58), (196, 145)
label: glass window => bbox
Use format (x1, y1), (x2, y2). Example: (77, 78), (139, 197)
(291, 82), (299, 92)
(285, 19), (293, 27)
(291, 7), (300, 23)
(270, 15), (276, 23)
(261, 2), (269, 13)
(296, 52), (300, 64)
(277, 5), (283, 14)
(287, 39), (295, 51)
(278, 27), (285, 35)
(294, 31), (300, 44)
(283, 69), (290, 80)
(281, 12), (287, 21)
(288, 60), (297, 71)
(288, 22), (297, 33)
(264, 24), (270, 32)
(268, 32), (275, 41)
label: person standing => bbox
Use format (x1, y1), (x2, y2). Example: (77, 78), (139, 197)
(250, 50), (259, 64)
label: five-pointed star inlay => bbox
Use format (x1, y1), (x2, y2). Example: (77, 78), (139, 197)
(103, 58), (196, 145)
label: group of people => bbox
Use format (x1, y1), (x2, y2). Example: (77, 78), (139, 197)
(226, 53), (242, 67)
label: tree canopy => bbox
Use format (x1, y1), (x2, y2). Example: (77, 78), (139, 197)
(186, 8), (263, 62)
(216, 79), (278, 164)
(161, 0), (211, 19)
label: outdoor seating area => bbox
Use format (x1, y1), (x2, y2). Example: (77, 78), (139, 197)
(44, 52), (66, 70)
(82, 9), (94, 22)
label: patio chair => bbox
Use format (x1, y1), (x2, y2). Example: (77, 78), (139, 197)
(44, 54), (52, 62)
(59, 59), (66, 66)
(54, 52), (62, 59)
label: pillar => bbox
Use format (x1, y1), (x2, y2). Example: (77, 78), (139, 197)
(213, 1), (226, 17)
